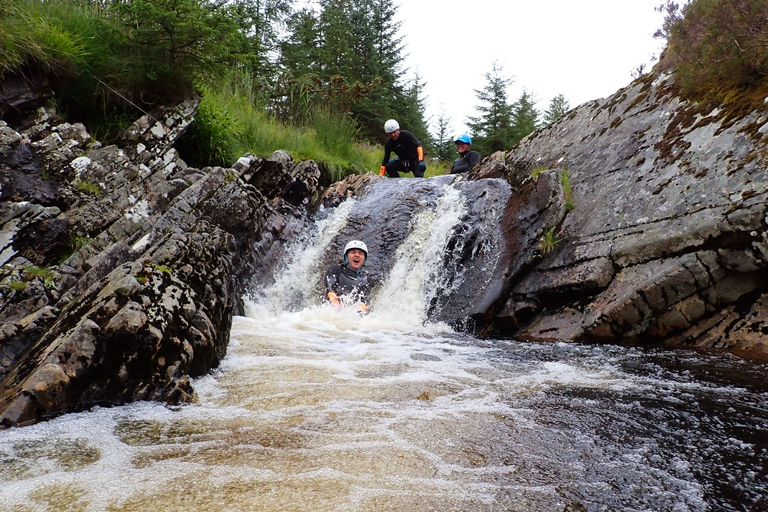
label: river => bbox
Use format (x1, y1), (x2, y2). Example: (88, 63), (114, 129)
(1, 178), (767, 511)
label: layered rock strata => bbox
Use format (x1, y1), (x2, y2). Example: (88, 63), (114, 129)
(468, 72), (768, 360)
(0, 102), (319, 427)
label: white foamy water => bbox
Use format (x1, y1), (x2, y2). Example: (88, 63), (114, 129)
(0, 309), (672, 512)
(2, 180), (766, 512)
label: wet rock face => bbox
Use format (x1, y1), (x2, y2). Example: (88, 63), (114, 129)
(470, 72), (768, 359)
(0, 101), (320, 427)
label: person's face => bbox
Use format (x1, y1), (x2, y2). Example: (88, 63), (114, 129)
(455, 142), (470, 154)
(388, 129), (400, 140)
(346, 249), (366, 270)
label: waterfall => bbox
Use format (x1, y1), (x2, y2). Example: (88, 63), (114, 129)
(246, 175), (512, 329)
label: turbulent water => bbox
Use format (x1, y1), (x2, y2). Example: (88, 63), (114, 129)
(1, 178), (767, 512)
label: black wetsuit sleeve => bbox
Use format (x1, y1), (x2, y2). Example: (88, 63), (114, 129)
(382, 140), (393, 166)
(325, 264), (341, 298)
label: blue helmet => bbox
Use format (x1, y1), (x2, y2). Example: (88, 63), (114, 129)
(454, 134), (471, 145)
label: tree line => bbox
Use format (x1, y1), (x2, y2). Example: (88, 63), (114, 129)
(445, 61), (571, 159)
(2, 0), (574, 161)
(5, 0), (757, 168)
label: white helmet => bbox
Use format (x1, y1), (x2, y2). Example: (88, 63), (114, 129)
(384, 119), (399, 133)
(344, 240), (368, 259)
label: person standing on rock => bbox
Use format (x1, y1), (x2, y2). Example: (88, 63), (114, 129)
(449, 134), (481, 174)
(325, 240), (373, 313)
(379, 119), (426, 178)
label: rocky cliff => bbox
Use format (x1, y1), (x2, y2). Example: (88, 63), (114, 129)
(468, 72), (768, 360)
(1, 100), (320, 427)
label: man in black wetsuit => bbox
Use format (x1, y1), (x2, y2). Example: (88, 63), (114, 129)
(325, 240), (373, 311)
(379, 119), (426, 178)
(450, 134), (482, 174)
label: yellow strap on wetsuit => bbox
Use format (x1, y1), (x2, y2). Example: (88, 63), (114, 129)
(417, 146), (424, 161)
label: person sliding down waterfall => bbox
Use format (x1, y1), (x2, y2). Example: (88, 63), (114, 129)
(379, 119), (426, 178)
(324, 240), (374, 314)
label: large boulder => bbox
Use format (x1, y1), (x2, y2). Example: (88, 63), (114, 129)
(469, 72), (768, 360)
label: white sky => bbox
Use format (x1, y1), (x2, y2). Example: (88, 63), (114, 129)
(398, 0), (668, 138)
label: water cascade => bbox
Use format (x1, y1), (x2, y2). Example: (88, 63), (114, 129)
(1, 177), (767, 511)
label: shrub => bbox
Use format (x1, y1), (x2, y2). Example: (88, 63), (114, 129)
(658, 0), (768, 96)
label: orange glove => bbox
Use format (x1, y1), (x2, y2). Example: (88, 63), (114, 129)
(417, 146), (424, 162)
(379, 165), (386, 176)
(327, 291), (341, 307)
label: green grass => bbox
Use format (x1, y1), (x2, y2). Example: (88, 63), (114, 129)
(423, 159), (452, 177)
(25, 266), (58, 289)
(0, 0), (89, 76)
(531, 166), (547, 180)
(7, 280), (27, 292)
(62, 234), (94, 262)
(539, 227), (563, 255)
(25, 266), (52, 279)
(73, 180), (101, 195)
(180, 73), (382, 183)
(149, 263), (172, 274)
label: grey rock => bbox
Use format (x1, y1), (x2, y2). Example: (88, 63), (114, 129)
(0, 98), (321, 427)
(467, 72), (768, 359)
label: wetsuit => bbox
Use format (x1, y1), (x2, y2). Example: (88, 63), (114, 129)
(324, 263), (373, 306)
(382, 130), (426, 178)
(450, 149), (481, 174)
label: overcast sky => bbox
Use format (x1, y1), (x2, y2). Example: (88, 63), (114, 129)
(397, 0), (669, 138)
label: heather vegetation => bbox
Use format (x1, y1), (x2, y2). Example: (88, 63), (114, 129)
(657, 0), (768, 104)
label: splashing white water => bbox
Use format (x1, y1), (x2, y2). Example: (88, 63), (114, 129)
(251, 199), (356, 314)
(372, 184), (467, 325)
(247, 182), (472, 332)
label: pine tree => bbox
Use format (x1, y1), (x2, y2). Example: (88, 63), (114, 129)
(394, 73), (433, 152)
(467, 61), (514, 155)
(510, 90), (540, 146)
(228, 0), (294, 77)
(277, 0), (428, 143)
(279, 8), (322, 79)
(543, 94), (571, 126)
(109, 0), (254, 101)
(434, 107), (454, 161)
